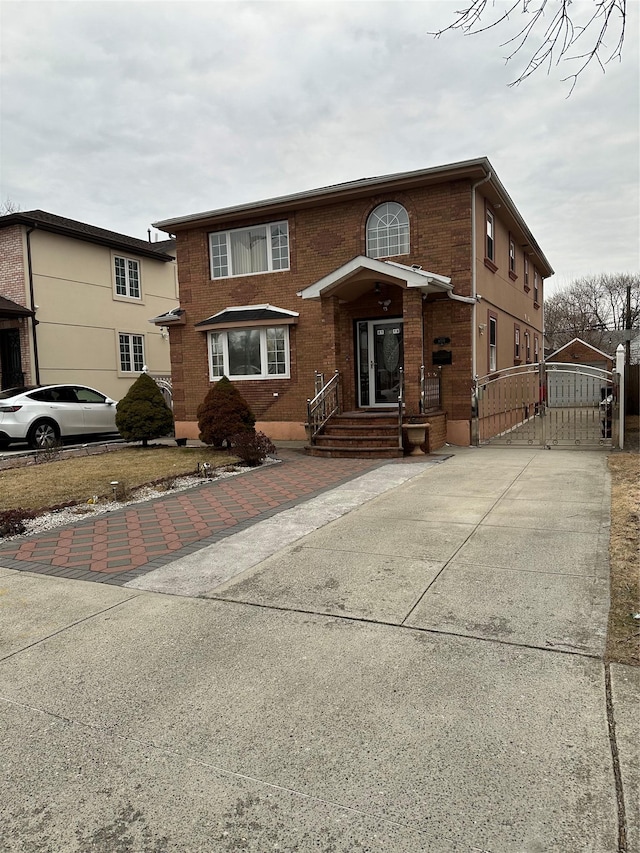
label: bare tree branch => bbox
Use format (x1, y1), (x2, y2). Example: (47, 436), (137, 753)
(429, 0), (627, 92)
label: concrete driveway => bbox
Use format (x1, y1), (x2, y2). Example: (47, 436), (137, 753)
(0, 447), (637, 852)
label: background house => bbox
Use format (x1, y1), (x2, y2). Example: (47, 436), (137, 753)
(0, 211), (177, 400)
(153, 157), (553, 450)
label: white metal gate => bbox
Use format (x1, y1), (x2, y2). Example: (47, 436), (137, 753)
(473, 362), (619, 448)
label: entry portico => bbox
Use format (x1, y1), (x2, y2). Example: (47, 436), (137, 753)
(298, 256), (452, 416)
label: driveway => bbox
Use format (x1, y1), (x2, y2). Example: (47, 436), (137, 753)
(0, 447), (637, 852)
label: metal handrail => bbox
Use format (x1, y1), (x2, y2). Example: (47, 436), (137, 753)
(420, 364), (441, 413)
(307, 370), (340, 443)
(397, 367), (404, 449)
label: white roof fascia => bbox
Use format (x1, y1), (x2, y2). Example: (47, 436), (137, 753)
(210, 304), (300, 318)
(548, 337), (614, 361)
(297, 256), (452, 299)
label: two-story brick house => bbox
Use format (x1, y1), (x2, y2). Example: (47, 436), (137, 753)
(153, 157), (553, 452)
(0, 210), (178, 401)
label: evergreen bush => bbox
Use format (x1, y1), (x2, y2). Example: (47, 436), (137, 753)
(197, 376), (255, 448)
(230, 431), (276, 466)
(115, 372), (174, 447)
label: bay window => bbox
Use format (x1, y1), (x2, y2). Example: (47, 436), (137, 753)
(208, 326), (290, 380)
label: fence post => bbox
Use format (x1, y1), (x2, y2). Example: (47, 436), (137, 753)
(616, 344), (625, 450)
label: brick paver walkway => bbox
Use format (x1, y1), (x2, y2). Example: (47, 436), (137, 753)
(0, 451), (384, 586)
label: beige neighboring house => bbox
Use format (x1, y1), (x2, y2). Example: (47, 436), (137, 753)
(0, 210), (177, 401)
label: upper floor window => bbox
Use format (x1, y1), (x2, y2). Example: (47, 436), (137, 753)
(524, 330), (531, 363)
(524, 255), (530, 291)
(486, 208), (495, 263)
(114, 256), (141, 299)
(208, 326), (290, 380)
(366, 202), (409, 259)
(119, 333), (145, 372)
(209, 221), (289, 279)
(514, 325), (520, 360)
(509, 235), (517, 279)
(534, 334), (540, 362)
(533, 268), (540, 304)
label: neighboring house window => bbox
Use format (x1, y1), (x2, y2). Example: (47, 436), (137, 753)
(524, 255), (530, 291)
(486, 208), (495, 263)
(534, 334), (540, 362)
(114, 256), (141, 298)
(509, 236), (517, 279)
(207, 326), (290, 380)
(366, 202), (410, 259)
(533, 268), (540, 304)
(525, 330), (531, 362)
(514, 325), (520, 360)
(119, 333), (145, 372)
(489, 314), (497, 371)
(209, 221), (289, 278)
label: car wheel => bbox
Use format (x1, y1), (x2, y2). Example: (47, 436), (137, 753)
(28, 420), (60, 449)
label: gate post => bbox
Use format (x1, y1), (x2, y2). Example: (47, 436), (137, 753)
(616, 344), (625, 450)
(539, 360), (547, 448)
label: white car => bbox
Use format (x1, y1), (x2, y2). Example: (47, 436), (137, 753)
(0, 384), (119, 449)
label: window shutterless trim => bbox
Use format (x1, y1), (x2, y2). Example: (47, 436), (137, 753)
(523, 254), (531, 292)
(113, 253), (142, 301)
(508, 233), (517, 281)
(207, 325), (291, 381)
(118, 332), (145, 373)
(208, 221), (290, 279)
(488, 311), (498, 372)
(484, 201), (496, 270)
(514, 323), (521, 362)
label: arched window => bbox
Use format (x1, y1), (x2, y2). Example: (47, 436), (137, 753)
(366, 202), (410, 259)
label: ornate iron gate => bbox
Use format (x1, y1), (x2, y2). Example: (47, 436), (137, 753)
(473, 362), (618, 448)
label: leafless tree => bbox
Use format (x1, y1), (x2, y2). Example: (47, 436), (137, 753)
(430, 0), (627, 93)
(545, 273), (639, 352)
(0, 198), (21, 215)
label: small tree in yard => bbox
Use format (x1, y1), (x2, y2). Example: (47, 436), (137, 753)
(197, 376), (255, 448)
(116, 372), (174, 447)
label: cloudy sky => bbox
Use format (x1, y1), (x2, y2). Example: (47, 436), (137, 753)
(1, 0), (638, 294)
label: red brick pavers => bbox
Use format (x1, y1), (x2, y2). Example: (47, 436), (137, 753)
(0, 451), (384, 586)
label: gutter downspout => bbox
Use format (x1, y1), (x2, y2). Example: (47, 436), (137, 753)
(470, 170), (492, 380)
(25, 225), (41, 385)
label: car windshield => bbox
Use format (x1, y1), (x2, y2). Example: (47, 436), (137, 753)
(0, 386), (34, 399)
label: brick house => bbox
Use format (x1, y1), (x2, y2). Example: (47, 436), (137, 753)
(0, 210), (177, 401)
(153, 157), (553, 453)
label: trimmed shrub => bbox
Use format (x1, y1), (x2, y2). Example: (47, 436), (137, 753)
(197, 376), (255, 448)
(230, 431), (276, 466)
(115, 372), (174, 447)
(0, 507), (34, 537)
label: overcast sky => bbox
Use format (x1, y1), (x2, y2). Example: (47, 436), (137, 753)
(1, 0), (638, 294)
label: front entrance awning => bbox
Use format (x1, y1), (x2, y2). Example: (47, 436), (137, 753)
(0, 295), (33, 319)
(297, 256), (452, 302)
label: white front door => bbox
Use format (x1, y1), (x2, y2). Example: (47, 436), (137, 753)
(357, 319), (404, 407)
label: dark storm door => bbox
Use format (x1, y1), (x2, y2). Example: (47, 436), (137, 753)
(357, 319), (403, 407)
(0, 329), (24, 389)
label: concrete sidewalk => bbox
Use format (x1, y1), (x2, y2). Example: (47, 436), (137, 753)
(0, 447), (637, 852)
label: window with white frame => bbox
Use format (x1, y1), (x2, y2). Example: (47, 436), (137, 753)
(509, 236), (516, 275)
(524, 330), (531, 362)
(534, 334), (539, 362)
(208, 326), (290, 380)
(514, 325), (520, 360)
(489, 315), (497, 371)
(114, 256), (141, 298)
(119, 333), (145, 372)
(534, 268), (540, 304)
(524, 255), (530, 290)
(366, 202), (410, 259)
(209, 221), (289, 278)
(486, 209), (495, 263)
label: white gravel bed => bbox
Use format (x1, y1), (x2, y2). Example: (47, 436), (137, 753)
(5, 458), (280, 540)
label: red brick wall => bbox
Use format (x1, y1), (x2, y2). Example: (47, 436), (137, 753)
(550, 339), (613, 369)
(0, 226), (32, 383)
(170, 180), (474, 427)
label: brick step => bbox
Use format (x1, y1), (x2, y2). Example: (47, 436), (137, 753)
(314, 434), (399, 448)
(306, 444), (403, 459)
(321, 425), (398, 439)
